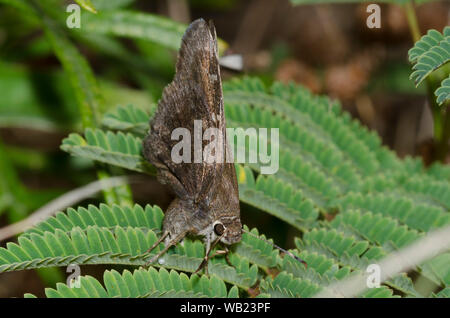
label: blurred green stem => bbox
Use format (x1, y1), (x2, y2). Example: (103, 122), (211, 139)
(436, 105), (450, 161)
(404, 2), (421, 43)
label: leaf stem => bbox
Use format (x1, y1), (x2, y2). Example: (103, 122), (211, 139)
(435, 105), (450, 161)
(404, 1), (421, 42)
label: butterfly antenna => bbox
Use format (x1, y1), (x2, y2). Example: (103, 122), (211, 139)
(242, 228), (307, 268)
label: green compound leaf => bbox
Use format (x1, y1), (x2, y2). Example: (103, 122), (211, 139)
(435, 75), (450, 105)
(102, 104), (153, 137)
(61, 128), (155, 174)
(410, 36), (450, 86)
(0, 225), (257, 289)
(39, 267), (237, 298)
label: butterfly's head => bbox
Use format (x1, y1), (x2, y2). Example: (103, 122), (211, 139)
(213, 215), (242, 245)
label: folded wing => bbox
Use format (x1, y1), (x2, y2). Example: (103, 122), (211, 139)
(143, 19), (230, 205)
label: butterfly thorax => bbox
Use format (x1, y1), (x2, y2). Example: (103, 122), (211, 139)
(162, 197), (241, 246)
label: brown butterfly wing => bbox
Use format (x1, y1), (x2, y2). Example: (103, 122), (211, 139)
(209, 142), (240, 215)
(143, 19), (233, 206)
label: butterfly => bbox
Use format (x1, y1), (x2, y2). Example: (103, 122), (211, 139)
(143, 18), (241, 273)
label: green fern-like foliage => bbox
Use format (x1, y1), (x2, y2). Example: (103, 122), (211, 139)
(44, 267), (240, 298)
(409, 26), (450, 105)
(101, 104), (154, 137)
(2, 77), (450, 298)
(436, 75), (450, 105)
(61, 128), (155, 174)
(59, 77), (450, 296)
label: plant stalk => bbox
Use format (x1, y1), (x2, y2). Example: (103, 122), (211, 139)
(404, 1), (421, 42)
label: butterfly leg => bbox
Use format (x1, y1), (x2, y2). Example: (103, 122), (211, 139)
(194, 252), (211, 276)
(144, 231), (186, 267)
(194, 233), (212, 275)
(194, 234), (223, 275)
(212, 247), (233, 267)
(209, 247), (233, 267)
(145, 231), (169, 255)
(194, 247), (235, 276)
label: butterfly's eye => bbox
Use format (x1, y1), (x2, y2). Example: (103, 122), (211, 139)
(214, 223), (225, 236)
